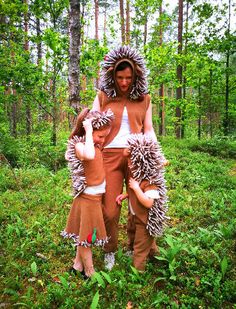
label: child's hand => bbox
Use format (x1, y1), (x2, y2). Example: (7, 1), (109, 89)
(83, 118), (93, 133)
(129, 178), (140, 191)
(116, 193), (128, 205)
(163, 160), (170, 167)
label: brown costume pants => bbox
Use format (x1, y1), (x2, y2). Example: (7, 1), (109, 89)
(128, 214), (156, 271)
(102, 148), (129, 252)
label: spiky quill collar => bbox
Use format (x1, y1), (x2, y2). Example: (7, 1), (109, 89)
(90, 109), (114, 129)
(66, 109), (114, 198)
(127, 133), (169, 237)
(99, 45), (148, 100)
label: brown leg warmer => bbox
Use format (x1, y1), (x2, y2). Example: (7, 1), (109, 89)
(127, 212), (136, 251)
(133, 216), (155, 271)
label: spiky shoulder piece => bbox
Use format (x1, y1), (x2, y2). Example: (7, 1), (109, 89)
(127, 134), (169, 237)
(66, 136), (86, 198)
(99, 45), (148, 100)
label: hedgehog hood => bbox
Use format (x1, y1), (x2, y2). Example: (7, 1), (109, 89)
(99, 45), (148, 100)
(87, 108), (114, 130)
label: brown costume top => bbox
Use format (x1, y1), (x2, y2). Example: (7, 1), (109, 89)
(83, 147), (105, 186)
(98, 91), (150, 147)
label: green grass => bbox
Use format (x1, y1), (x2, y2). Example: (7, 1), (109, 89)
(0, 137), (235, 308)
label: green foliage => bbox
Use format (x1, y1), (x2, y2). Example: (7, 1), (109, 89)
(90, 290), (99, 309)
(0, 123), (68, 170)
(1, 137), (235, 308)
(0, 0), (236, 305)
(189, 136), (236, 159)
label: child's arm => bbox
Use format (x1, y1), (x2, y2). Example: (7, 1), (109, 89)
(75, 119), (95, 160)
(116, 193), (128, 205)
(129, 178), (154, 209)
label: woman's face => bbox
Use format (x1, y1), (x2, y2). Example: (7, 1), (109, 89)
(93, 127), (110, 146)
(115, 67), (133, 94)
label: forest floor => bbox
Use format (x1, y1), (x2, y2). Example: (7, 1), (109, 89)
(0, 137), (235, 308)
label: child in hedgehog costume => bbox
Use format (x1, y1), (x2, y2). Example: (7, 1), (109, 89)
(61, 108), (114, 278)
(116, 133), (169, 271)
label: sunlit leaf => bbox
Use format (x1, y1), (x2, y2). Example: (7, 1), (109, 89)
(31, 261), (37, 276)
(90, 291), (99, 309)
(221, 256), (228, 278)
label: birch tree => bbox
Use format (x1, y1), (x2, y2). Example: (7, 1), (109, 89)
(119, 0), (125, 44)
(175, 0), (183, 138)
(68, 0), (81, 117)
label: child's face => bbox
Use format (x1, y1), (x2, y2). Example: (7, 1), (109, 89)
(93, 127), (110, 146)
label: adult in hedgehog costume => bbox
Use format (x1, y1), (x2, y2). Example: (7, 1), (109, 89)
(117, 133), (169, 271)
(92, 45), (157, 270)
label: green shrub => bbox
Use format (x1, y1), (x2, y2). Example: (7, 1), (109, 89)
(188, 136), (236, 159)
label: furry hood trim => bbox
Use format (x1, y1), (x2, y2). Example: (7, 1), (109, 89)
(127, 133), (169, 237)
(99, 45), (148, 100)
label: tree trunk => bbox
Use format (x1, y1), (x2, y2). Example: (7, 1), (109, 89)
(209, 69), (213, 138)
(198, 80), (201, 140)
(158, 2), (165, 136)
(7, 85), (18, 138)
(95, 0), (99, 40)
(52, 73), (57, 146)
(182, 1), (189, 139)
(144, 15), (148, 47)
(119, 0), (125, 45)
(126, 0), (130, 45)
(68, 0), (81, 120)
(103, 3), (107, 44)
(24, 0), (31, 135)
(224, 50), (230, 135)
(223, 0), (231, 135)
(94, 0), (99, 88)
(36, 18), (42, 64)
(134, 6), (139, 49)
(36, 17), (44, 121)
(175, 0), (183, 139)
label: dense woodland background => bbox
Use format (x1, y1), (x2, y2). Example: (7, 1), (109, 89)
(0, 0), (236, 308)
(1, 0), (236, 148)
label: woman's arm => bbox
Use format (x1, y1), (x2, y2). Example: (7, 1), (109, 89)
(91, 94), (101, 112)
(143, 102), (157, 142)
